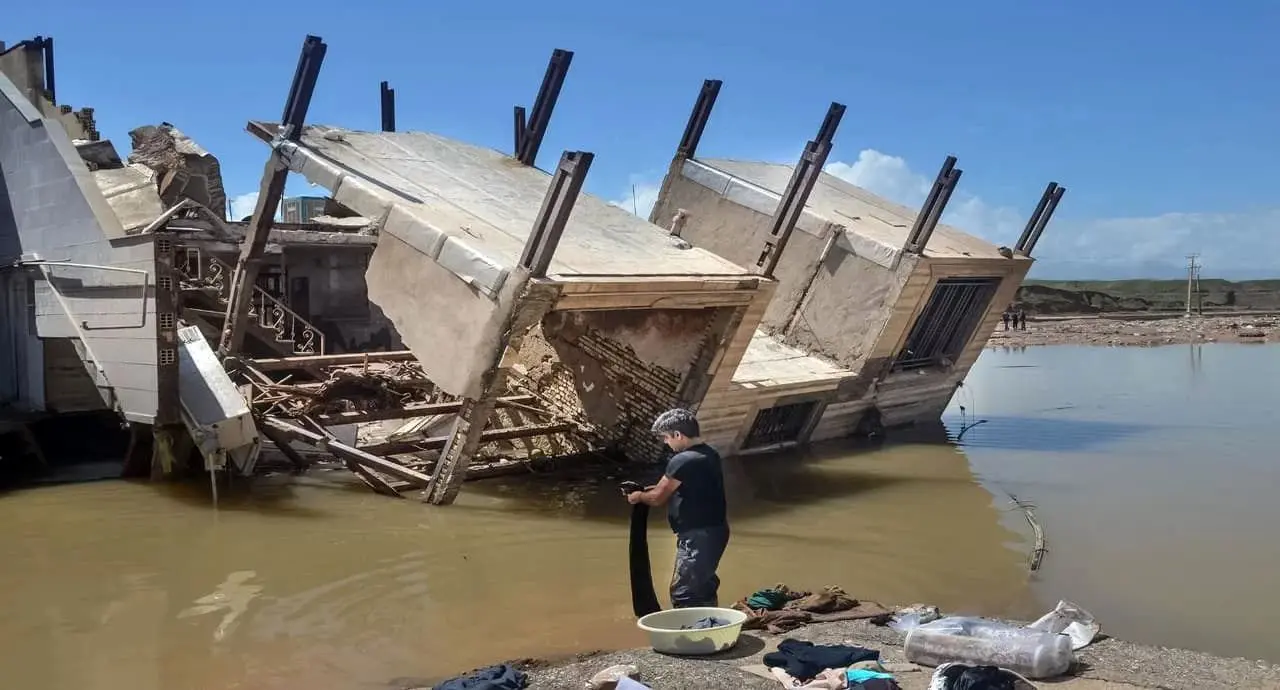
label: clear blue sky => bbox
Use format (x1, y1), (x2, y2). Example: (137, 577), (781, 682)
(8, 1), (1278, 278)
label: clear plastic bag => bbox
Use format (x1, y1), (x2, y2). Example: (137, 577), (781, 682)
(904, 616), (1073, 680)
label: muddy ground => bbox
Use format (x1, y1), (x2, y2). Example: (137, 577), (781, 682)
(516, 617), (1280, 689)
(988, 314), (1277, 347)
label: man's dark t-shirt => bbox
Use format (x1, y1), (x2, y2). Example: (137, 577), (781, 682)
(664, 443), (728, 533)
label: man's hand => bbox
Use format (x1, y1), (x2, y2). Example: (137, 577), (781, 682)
(626, 491), (644, 505)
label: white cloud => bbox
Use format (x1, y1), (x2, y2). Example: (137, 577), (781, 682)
(614, 149), (1280, 279)
(227, 192), (259, 221)
(610, 181), (661, 222)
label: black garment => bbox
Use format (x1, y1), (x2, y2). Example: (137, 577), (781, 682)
(432, 664), (527, 690)
(935, 664), (1020, 690)
(762, 639), (880, 682)
(681, 616), (728, 630)
(665, 443), (727, 533)
(628, 502), (662, 617)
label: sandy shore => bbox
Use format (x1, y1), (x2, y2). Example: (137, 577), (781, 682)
(518, 617), (1280, 689)
(988, 314), (1277, 347)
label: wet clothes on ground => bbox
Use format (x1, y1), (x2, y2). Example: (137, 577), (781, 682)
(931, 663), (1034, 690)
(763, 639), (880, 682)
(431, 664), (527, 690)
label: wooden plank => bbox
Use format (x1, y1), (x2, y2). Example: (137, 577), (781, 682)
(262, 418), (434, 487)
(553, 276), (761, 293)
(553, 290), (755, 311)
(361, 421), (574, 456)
(310, 395), (536, 425)
(250, 350), (418, 371)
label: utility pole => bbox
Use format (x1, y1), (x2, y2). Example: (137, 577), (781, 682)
(1184, 253), (1199, 317)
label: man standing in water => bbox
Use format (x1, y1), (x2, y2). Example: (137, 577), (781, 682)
(626, 408), (729, 608)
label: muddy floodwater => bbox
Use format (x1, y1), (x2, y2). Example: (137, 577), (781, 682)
(0, 343), (1276, 688)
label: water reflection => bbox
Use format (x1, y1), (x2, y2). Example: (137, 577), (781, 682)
(948, 343), (1280, 662)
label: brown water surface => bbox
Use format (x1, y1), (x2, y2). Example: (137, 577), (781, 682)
(0, 434), (1029, 688)
(3, 342), (1275, 688)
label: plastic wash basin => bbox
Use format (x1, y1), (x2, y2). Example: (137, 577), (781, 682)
(636, 607), (747, 655)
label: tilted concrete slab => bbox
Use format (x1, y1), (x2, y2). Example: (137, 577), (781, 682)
(683, 158), (1020, 266)
(250, 123), (755, 398)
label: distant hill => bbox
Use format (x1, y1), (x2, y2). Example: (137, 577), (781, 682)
(1016, 279), (1280, 315)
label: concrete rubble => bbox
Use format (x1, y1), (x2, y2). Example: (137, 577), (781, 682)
(988, 314), (1276, 348)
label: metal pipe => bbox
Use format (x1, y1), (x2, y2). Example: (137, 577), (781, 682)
(1023, 185), (1066, 256)
(379, 81), (396, 132)
(905, 156), (957, 251)
(676, 79), (723, 160)
(912, 167), (963, 253)
(1015, 182), (1058, 252)
(513, 106), (527, 156)
(516, 48), (573, 166)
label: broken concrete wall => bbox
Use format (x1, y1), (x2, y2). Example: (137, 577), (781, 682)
(280, 246), (402, 352)
(365, 232), (525, 399)
(0, 40), (97, 141)
(528, 308), (729, 463)
(653, 177), (830, 333)
(128, 124), (227, 218)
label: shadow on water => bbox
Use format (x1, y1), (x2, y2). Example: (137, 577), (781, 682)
(943, 415), (1152, 452)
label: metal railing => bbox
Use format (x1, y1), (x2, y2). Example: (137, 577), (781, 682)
(176, 252), (325, 355)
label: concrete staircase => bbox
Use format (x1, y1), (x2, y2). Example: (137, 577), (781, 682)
(174, 254), (325, 357)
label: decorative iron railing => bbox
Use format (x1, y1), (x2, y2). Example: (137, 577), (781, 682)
(176, 252), (325, 355)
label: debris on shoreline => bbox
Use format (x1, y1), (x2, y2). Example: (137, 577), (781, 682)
(988, 314), (1276, 348)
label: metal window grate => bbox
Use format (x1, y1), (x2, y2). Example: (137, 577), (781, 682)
(895, 276), (1001, 370)
(158, 348), (176, 366)
(743, 400), (819, 449)
(157, 276), (173, 292)
(158, 312), (176, 330)
(156, 238), (172, 255)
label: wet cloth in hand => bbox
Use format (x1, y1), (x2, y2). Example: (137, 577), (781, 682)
(627, 500), (662, 618)
(432, 664), (527, 690)
(763, 639), (880, 682)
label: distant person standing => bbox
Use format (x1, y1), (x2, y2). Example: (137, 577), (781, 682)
(1002, 310), (1011, 331)
(1017, 308), (1027, 331)
(625, 408), (729, 608)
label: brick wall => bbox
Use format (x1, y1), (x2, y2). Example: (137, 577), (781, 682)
(521, 307), (730, 464)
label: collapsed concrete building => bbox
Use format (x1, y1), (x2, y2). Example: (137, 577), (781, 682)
(0, 34), (1064, 505)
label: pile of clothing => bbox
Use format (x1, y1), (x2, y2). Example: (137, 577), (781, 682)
(431, 664), (527, 690)
(732, 584), (892, 634)
(760, 639), (900, 689)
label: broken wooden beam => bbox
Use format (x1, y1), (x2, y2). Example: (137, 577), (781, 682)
(360, 421), (575, 457)
(262, 417), (433, 488)
(310, 395), (537, 425)
(248, 350), (419, 371)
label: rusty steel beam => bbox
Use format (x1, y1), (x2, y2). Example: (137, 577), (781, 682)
(1016, 182), (1059, 253)
(221, 35), (327, 356)
(904, 155), (957, 253)
(1023, 185), (1066, 257)
(519, 150), (594, 277)
(912, 167), (963, 254)
(676, 79), (723, 160)
(515, 48), (573, 167)
(310, 395), (537, 425)
(757, 102), (846, 278)
(379, 80), (396, 132)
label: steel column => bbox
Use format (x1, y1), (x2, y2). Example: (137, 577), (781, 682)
(514, 48), (573, 167)
(519, 151), (594, 277)
(676, 79), (723, 160)
(220, 35), (327, 356)
(757, 102), (846, 278)
(1023, 185), (1066, 256)
(380, 80), (396, 132)
(1015, 182), (1058, 252)
(912, 167), (963, 254)
(905, 156), (957, 253)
